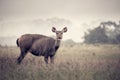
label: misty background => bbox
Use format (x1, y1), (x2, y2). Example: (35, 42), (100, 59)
(0, 0), (120, 46)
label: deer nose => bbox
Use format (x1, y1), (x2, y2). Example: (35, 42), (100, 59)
(58, 37), (62, 39)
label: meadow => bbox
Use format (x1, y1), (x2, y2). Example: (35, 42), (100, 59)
(0, 44), (120, 80)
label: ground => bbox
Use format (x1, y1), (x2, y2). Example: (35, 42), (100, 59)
(0, 44), (120, 80)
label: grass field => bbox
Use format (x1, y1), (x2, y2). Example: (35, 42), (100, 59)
(0, 44), (120, 80)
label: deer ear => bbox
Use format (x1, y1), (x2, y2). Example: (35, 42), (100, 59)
(52, 27), (56, 32)
(62, 27), (67, 33)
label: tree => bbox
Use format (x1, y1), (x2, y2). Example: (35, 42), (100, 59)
(84, 21), (120, 44)
(84, 26), (108, 43)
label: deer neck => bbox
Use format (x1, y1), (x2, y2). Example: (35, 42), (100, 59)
(55, 39), (61, 48)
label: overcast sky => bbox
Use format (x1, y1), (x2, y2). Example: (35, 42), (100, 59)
(0, 0), (120, 42)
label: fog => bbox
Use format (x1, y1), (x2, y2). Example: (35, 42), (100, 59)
(0, 0), (120, 42)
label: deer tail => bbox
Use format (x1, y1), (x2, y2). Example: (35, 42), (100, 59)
(16, 38), (19, 47)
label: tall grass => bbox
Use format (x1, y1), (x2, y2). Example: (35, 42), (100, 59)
(0, 44), (120, 80)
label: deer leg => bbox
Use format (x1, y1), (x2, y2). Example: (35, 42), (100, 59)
(44, 56), (49, 64)
(50, 56), (54, 64)
(17, 50), (27, 64)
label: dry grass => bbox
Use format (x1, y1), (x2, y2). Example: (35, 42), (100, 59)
(0, 44), (120, 80)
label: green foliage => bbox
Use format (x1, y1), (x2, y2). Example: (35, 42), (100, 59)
(84, 21), (120, 44)
(84, 26), (108, 43)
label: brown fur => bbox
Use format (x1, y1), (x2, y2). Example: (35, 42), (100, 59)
(17, 27), (67, 64)
(17, 34), (47, 51)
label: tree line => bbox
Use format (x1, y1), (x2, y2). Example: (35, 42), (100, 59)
(84, 21), (120, 44)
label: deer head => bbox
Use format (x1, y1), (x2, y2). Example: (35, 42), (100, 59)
(52, 27), (67, 40)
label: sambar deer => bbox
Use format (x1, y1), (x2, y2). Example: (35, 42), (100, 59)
(16, 27), (67, 64)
